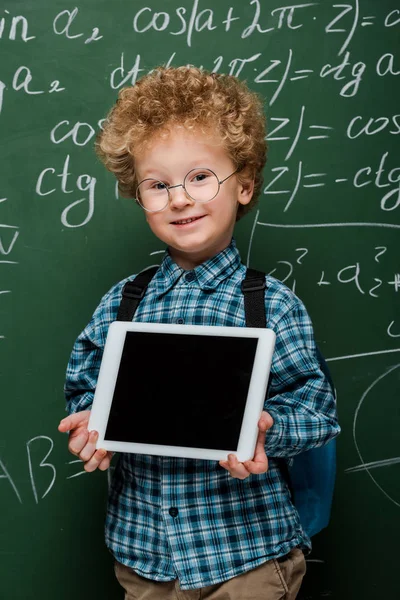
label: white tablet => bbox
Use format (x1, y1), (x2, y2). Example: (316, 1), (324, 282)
(88, 322), (276, 462)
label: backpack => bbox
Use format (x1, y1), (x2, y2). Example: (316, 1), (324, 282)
(116, 265), (337, 538)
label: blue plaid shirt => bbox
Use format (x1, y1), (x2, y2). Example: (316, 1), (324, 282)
(65, 239), (339, 590)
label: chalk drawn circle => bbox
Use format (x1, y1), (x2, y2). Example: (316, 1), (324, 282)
(353, 363), (400, 507)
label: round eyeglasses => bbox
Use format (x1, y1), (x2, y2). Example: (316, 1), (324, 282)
(135, 167), (238, 213)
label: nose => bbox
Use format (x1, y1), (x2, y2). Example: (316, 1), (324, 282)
(168, 184), (194, 209)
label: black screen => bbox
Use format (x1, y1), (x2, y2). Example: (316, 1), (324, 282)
(104, 331), (258, 450)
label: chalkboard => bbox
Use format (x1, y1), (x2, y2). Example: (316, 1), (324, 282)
(0, 1), (399, 598)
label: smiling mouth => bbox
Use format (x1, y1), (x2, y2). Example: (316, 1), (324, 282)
(171, 216), (205, 225)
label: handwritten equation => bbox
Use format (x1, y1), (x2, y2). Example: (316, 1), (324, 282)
(2, 2), (399, 51)
(107, 46), (399, 103)
(267, 106), (400, 161)
(1, 1), (399, 115)
(263, 151), (400, 212)
(261, 243), (400, 303)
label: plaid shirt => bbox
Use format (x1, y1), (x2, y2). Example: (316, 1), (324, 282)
(65, 239), (339, 590)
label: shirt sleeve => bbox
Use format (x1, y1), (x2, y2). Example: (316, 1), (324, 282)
(264, 298), (340, 457)
(64, 284), (122, 415)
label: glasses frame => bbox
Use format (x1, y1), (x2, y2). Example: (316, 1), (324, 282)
(135, 167), (238, 213)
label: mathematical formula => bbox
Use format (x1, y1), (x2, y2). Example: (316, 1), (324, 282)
(2, 2), (399, 50)
(264, 151), (400, 212)
(1, 1), (399, 116)
(263, 244), (400, 302)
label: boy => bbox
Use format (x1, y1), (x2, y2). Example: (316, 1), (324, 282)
(59, 66), (340, 600)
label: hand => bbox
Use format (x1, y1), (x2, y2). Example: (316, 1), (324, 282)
(58, 410), (113, 472)
(219, 411), (274, 480)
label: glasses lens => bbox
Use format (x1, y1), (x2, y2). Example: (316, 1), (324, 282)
(136, 180), (169, 212)
(184, 169), (219, 202)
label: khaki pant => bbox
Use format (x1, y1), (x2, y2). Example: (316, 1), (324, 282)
(114, 547), (306, 600)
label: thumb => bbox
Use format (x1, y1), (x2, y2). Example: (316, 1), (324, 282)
(258, 411), (274, 432)
(58, 410), (90, 433)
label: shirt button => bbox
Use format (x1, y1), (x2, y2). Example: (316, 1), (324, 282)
(176, 318), (185, 324)
(169, 507), (179, 518)
(185, 272), (195, 282)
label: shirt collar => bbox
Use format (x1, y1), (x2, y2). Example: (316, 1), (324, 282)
(154, 239), (242, 296)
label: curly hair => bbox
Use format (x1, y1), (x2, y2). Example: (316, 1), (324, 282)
(96, 66), (267, 220)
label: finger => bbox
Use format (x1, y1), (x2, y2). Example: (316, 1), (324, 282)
(79, 430), (99, 462)
(68, 429), (89, 456)
(58, 411), (89, 432)
(258, 411), (274, 432)
(220, 454), (240, 470)
(253, 427), (268, 458)
(98, 452), (114, 471)
(226, 454), (251, 480)
(248, 433), (269, 473)
(84, 448), (109, 473)
(243, 455), (269, 475)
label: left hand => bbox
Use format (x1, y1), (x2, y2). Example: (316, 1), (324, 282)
(219, 411), (274, 480)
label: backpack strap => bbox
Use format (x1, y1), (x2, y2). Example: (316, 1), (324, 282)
(241, 267), (336, 508)
(241, 268), (267, 328)
(242, 267), (335, 396)
(315, 347), (335, 396)
(241, 268), (294, 493)
(116, 266), (159, 321)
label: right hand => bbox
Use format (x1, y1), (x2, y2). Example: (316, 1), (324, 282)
(58, 410), (113, 472)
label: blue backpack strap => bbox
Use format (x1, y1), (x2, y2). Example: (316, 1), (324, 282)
(116, 266), (159, 321)
(241, 268), (266, 329)
(242, 267), (337, 538)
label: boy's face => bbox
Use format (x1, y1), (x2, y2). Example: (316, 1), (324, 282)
(134, 127), (253, 270)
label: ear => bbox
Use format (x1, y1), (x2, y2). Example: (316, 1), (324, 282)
(237, 176), (254, 207)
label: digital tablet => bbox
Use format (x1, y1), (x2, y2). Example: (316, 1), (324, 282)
(88, 322), (276, 462)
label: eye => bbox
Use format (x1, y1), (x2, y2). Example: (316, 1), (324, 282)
(193, 173), (208, 182)
(151, 181), (167, 191)
(189, 170), (212, 184)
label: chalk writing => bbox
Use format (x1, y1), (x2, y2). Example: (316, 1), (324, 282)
(267, 105), (333, 159)
(50, 120), (104, 146)
(35, 155), (96, 228)
(376, 53), (400, 77)
(350, 364), (400, 508)
(249, 219), (399, 300)
(53, 7), (102, 44)
(388, 322), (400, 338)
(253, 48), (314, 105)
(0, 435), (89, 504)
(0, 228), (19, 256)
(0, 10), (35, 41)
(347, 115), (400, 139)
(262, 151), (400, 212)
(0, 459), (22, 503)
(0, 66), (65, 116)
(0, 223), (19, 339)
(385, 9), (400, 28)
(27, 436), (57, 503)
(120, 2), (400, 58)
(320, 50), (366, 97)
(242, 1), (317, 38)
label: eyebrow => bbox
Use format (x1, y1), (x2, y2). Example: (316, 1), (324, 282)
(139, 161), (218, 180)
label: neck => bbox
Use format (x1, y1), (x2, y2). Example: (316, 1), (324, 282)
(168, 240), (232, 271)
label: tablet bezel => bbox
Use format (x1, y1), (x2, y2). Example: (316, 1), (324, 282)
(88, 321), (276, 462)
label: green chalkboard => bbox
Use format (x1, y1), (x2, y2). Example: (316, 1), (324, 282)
(1, 1), (399, 598)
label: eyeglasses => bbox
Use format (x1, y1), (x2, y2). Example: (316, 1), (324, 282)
(135, 167), (238, 213)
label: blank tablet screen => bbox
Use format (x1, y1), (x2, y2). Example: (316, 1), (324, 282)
(104, 331), (259, 450)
